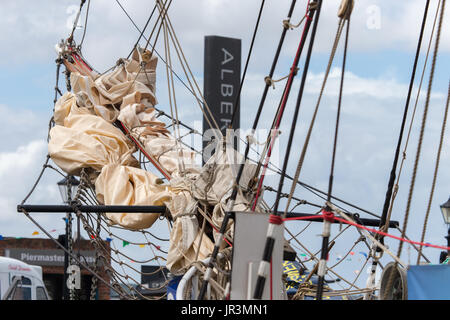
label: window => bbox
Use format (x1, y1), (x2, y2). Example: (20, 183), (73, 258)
(6, 276), (32, 300)
(12, 286), (32, 300)
(36, 286), (49, 300)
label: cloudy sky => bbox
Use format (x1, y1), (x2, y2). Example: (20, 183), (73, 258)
(1, 0), (449, 292)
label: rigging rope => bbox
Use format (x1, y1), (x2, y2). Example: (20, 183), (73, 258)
(417, 80), (450, 263)
(283, 213), (450, 252)
(251, 0), (315, 211)
(252, 0), (323, 301)
(78, 0), (91, 50)
(327, 13), (350, 203)
(196, 0), (301, 300)
(382, 1), (447, 296)
(380, 0), (442, 248)
(377, 0), (432, 247)
(397, 0), (445, 261)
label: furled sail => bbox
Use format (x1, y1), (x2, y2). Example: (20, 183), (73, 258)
(48, 46), (256, 273)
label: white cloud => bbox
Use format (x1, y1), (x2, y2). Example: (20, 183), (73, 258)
(0, 140), (47, 220)
(1, 0), (449, 69)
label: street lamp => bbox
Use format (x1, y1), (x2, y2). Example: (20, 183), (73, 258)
(439, 196), (450, 263)
(57, 176), (80, 204)
(57, 176), (79, 300)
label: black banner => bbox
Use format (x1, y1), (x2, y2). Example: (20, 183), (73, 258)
(203, 35), (241, 163)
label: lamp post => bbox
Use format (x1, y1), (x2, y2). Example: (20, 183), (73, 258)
(57, 176), (79, 300)
(440, 197), (450, 259)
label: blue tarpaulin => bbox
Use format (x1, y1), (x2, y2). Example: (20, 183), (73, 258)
(407, 264), (450, 300)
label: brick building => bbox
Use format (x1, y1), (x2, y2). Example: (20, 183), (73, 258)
(0, 236), (110, 300)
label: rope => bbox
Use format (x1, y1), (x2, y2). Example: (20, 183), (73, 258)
(378, 0), (432, 243)
(126, 3), (158, 59)
(252, 0), (323, 300)
(381, 0), (442, 241)
(313, 5), (352, 299)
(397, 0), (445, 261)
(158, 0), (186, 176)
(417, 79), (450, 263)
(282, 16), (347, 218)
(283, 213), (450, 252)
(327, 14), (350, 203)
(78, 0), (91, 50)
(159, 9), (222, 132)
(226, 0), (299, 210)
(251, 0), (316, 210)
(18, 208), (130, 300)
(284, 227), (361, 289)
(68, 0), (87, 45)
(20, 155), (51, 205)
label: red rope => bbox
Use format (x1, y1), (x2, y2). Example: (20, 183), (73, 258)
(283, 214), (450, 251)
(322, 210), (335, 222)
(269, 214), (283, 225)
(251, 0), (314, 211)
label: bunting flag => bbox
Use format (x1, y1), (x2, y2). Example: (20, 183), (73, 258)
(50, 229), (57, 233)
(139, 244), (145, 248)
(32, 231), (39, 236)
(106, 238), (113, 242)
(122, 240), (130, 247)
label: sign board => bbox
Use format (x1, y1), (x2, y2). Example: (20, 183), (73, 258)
(4, 248), (96, 267)
(203, 35), (241, 163)
(230, 212), (285, 300)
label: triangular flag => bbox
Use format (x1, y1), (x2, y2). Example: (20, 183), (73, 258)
(106, 238), (113, 242)
(32, 231), (39, 236)
(122, 240), (130, 247)
(139, 244), (145, 248)
(50, 229), (57, 233)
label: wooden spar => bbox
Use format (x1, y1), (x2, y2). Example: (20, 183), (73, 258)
(119, 121), (172, 181)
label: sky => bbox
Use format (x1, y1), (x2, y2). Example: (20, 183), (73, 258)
(0, 0), (449, 295)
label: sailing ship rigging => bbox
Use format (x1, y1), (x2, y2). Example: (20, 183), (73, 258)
(16, 0), (450, 301)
